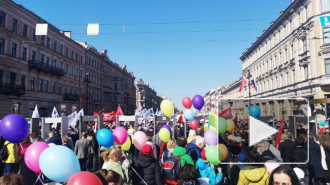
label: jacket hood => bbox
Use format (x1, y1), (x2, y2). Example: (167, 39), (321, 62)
(135, 155), (157, 168)
(186, 143), (201, 151)
(172, 146), (187, 156)
(241, 166), (268, 182)
(196, 158), (209, 170)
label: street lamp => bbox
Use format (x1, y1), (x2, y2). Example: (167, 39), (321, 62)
(84, 72), (91, 115)
(245, 69), (252, 106)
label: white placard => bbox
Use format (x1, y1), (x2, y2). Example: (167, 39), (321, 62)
(35, 23), (48, 35)
(87, 23), (99, 35)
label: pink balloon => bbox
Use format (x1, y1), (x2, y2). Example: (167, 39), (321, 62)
(24, 142), (49, 173)
(189, 119), (199, 130)
(264, 160), (280, 174)
(204, 130), (218, 146)
(182, 97), (192, 109)
(132, 131), (147, 150)
(113, 126), (128, 145)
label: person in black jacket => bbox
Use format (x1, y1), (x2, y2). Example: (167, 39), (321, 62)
(258, 140), (278, 162)
(293, 134), (308, 185)
(308, 134), (327, 185)
(279, 132), (295, 162)
(130, 144), (163, 185)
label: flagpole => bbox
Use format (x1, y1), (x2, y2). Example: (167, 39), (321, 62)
(246, 70), (252, 106)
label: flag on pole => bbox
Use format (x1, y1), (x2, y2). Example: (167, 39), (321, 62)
(51, 106), (59, 128)
(251, 79), (258, 92)
(32, 105), (40, 118)
(135, 106), (142, 117)
(89, 92), (93, 104)
(82, 93), (86, 106)
(274, 114), (284, 148)
(143, 108), (153, 120)
(116, 105), (124, 116)
(219, 107), (232, 117)
(239, 77), (247, 92)
(155, 108), (159, 116)
(233, 111), (238, 125)
(75, 108), (84, 121)
(68, 111), (77, 127)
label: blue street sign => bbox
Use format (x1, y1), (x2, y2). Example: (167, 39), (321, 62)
(320, 16), (330, 27)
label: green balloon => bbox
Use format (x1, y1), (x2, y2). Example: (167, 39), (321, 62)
(205, 145), (221, 165)
(209, 114), (217, 127)
(215, 117), (228, 135)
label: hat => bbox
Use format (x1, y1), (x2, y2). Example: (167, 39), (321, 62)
(201, 150), (206, 160)
(293, 167), (305, 180)
(237, 154), (246, 162)
(141, 144), (152, 155)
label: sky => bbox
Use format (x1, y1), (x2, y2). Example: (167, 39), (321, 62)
(13, 0), (291, 111)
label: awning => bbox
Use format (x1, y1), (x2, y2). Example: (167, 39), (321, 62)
(294, 98), (330, 105)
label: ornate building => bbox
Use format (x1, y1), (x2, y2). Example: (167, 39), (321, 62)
(241, 0), (330, 120)
(135, 79), (162, 111)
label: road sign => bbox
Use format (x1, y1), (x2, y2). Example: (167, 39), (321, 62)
(320, 16), (330, 27)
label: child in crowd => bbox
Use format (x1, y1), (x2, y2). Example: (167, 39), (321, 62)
(196, 150), (223, 185)
(178, 164), (200, 185)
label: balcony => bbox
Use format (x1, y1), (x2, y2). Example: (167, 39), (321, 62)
(0, 83), (26, 96)
(63, 93), (79, 101)
(28, 60), (65, 77)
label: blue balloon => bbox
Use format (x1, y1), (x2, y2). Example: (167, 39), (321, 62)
(39, 145), (80, 182)
(249, 105), (261, 118)
(184, 109), (195, 121)
(96, 129), (114, 147)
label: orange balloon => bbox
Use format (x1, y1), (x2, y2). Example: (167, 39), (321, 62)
(226, 119), (235, 133)
(218, 144), (228, 161)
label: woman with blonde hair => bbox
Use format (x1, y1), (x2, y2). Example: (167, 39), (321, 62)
(102, 145), (125, 181)
(161, 138), (177, 163)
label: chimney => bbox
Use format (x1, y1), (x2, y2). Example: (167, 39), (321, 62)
(63, 31), (71, 38)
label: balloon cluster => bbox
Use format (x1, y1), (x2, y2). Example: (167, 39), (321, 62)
(182, 95), (204, 130)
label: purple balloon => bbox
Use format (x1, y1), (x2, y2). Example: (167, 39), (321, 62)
(161, 125), (172, 135)
(192, 95), (205, 110)
(204, 130), (218, 146)
(0, 114), (29, 143)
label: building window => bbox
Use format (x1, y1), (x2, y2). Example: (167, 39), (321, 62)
(23, 24), (28, 37)
(324, 28), (330, 44)
(30, 77), (35, 91)
(326, 59), (330, 75)
(71, 66), (74, 76)
(76, 68), (79, 77)
(32, 29), (36, 41)
(45, 80), (48, 92)
(71, 51), (74, 60)
(11, 43), (17, 58)
(53, 59), (57, 67)
(39, 79), (43, 91)
(41, 36), (45, 46)
(59, 83), (62, 95)
(21, 75), (26, 88)
(0, 12), (6, 26)
(0, 38), (4, 54)
(76, 54), (78, 62)
(53, 41), (57, 52)
(66, 48), (69, 57)
(12, 18), (18, 32)
(46, 57), (50, 66)
(65, 85), (68, 93)
(47, 37), (50, 48)
(52, 82), (56, 94)
(322, 0), (330, 12)
(303, 38), (307, 52)
(304, 66), (309, 80)
(70, 86), (73, 93)
(292, 70), (296, 84)
(0, 70), (3, 84)
(66, 64), (69, 74)
(9, 72), (16, 86)
(22, 47), (27, 61)
(40, 54), (45, 63)
(32, 51), (36, 62)
(60, 61), (64, 69)
(60, 44), (63, 54)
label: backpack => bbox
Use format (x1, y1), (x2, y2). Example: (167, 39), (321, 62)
(164, 156), (181, 185)
(0, 143), (9, 161)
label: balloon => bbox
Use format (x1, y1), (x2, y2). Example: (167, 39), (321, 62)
(121, 136), (131, 151)
(96, 129), (114, 148)
(209, 114), (217, 127)
(203, 124), (209, 132)
(189, 120), (199, 130)
(160, 99), (174, 118)
(182, 97), (192, 109)
(68, 171), (102, 185)
(218, 144), (228, 161)
(0, 114), (29, 143)
(24, 142), (49, 173)
(161, 124), (172, 135)
(184, 109), (194, 121)
(113, 126), (128, 145)
(204, 130), (218, 146)
(226, 119), (235, 133)
(132, 131), (147, 150)
(264, 160), (280, 174)
(159, 128), (170, 142)
(215, 117), (228, 135)
(187, 135), (196, 143)
(210, 111), (216, 115)
(192, 95), (204, 110)
(205, 145), (221, 166)
(249, 105), (261, 118)
(209, 125), (217, 132)
(39, 145), (80, 182)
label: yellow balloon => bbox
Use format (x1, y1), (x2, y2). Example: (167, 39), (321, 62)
(203, 124), (209, 132)
(218, 144), (228, 161)
(159, 128), (170, 142)
(210, 111), (216, 115)
(187, 135), (196, 143)
(160, 99), (174, 118)
(226, 119), (235, 133)
(209, 125), (217, 133)
(121, 136), (131, 151)
(209, 114), (217, 127)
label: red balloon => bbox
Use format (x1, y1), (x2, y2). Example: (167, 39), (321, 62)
(182, 97), (192, 109)
(189, 119), (199, 130)
(67, 171), (103, 185)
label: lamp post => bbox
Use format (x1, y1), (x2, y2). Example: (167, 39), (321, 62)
(84, 72), (91, 115)
(245, 69), (252, 106)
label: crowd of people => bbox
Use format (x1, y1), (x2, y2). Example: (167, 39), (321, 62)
(0, 118), (329, 185)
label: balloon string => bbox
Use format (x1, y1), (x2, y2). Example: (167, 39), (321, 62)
(33, 173), (45, 185)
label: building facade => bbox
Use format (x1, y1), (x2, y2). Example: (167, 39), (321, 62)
(135, 79), (162, 111)
(240, 0), (330, 120)
(0, 0), (136, 118)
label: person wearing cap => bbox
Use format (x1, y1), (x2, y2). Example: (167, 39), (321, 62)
(129, 144), (163, 185)
(195, 150), (223, 185)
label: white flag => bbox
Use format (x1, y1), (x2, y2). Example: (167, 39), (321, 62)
(68, 111), (77, 127)
(135, 106), (142, 117)
(149, 108), (154, 116)
(32, 105), (39, 118)
(51, 107), (59, 128)
(76, 108), (84, 120)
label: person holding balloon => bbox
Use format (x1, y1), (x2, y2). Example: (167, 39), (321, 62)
(195, 150), (223, 185)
